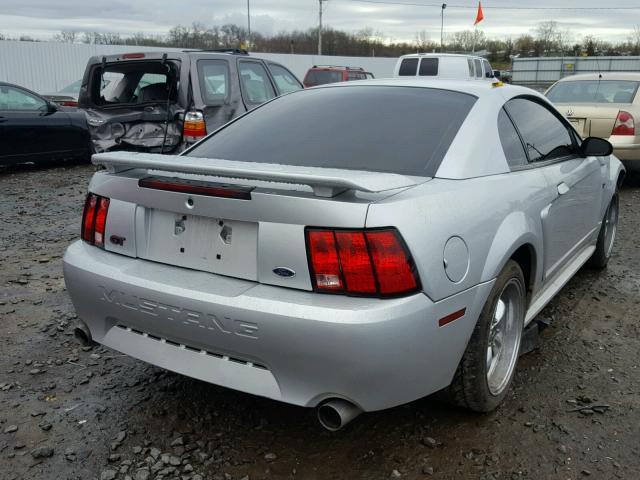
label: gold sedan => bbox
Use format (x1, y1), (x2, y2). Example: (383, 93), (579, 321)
(546, 72), (640, 170)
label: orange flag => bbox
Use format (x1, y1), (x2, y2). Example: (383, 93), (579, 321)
(474, 1), (484, 25)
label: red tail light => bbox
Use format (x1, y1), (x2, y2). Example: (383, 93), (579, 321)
(122, 53), (145, 59)
(612, 111), (635, 136)
(139, 176), (252, 200)
(81, 193), (110, 247)
(306, 228), (420, 297)
(60, 100), (78, 107)
(183, 111), (207, 142)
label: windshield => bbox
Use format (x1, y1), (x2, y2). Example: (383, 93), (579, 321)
(547, 80), (639, 104)
(186, 86), (476, 177)
(305, 70), (344, 86)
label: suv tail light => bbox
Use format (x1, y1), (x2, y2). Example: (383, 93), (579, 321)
(612, 111), (635, 136)
(183, 111), (207, 143)
(306, 228), (420, 297)
(81, 193), (110, 247)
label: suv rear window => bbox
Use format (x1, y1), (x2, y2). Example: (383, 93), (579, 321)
(305, 70), (344, 86)
(398, 58), (419, 76)
(91, 61), (179, 106)
(187, 86), (476, 177)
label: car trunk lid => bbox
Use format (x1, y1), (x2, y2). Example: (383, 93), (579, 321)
(557, 103), (631, 138)
(89, 152), (428, 291)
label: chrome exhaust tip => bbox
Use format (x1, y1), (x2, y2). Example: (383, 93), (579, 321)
(73, 322), (95, 346)
(317, 398), (362, 431)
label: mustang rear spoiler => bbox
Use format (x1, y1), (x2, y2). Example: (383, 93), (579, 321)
(92, 152), (427, 198)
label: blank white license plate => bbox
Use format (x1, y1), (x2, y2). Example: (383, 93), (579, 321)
(143, 210), (258, 280)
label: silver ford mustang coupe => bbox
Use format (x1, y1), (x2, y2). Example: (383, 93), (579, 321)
(63, 78), (624, 430)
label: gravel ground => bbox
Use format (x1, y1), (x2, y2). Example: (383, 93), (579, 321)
(1, 162), (639, 480)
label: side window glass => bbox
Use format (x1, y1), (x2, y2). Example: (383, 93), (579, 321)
(505, 98), (575, 162)
(198, 59), (230, 104)
(0, 86), (47, 111)
(347, 72), (367, 80)
(468, 58), (474, 77)
(474, 59), (483, 78)
(398, 58), (418, 76)
(497, 109), (527, 168)
(418, 58), (439, 76)
(268, 64), (302, 94)
(483, 60), (492, 78)
(239, 61), (276, 104)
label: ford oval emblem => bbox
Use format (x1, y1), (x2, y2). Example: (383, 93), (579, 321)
(273, 267), (296, 278)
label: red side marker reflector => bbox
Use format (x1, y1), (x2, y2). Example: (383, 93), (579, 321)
(438, 308), (466, 327)
(139, 177), (253, 200)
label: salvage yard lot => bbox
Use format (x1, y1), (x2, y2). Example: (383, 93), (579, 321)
(1, 163), (639, 480)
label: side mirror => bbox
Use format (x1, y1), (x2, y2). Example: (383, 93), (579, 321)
(485, 71), (494, 78)
(45, 101), (58, 113)
(580, 137), (613, 157)
(493, 70), (501, 80)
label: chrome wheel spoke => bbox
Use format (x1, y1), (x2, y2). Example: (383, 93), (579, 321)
(486, 279), (524, 396)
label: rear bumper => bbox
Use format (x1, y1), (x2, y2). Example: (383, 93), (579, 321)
(63, 241), (494, 411)
(610, 136), (640, 161)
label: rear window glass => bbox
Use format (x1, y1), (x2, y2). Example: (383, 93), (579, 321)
(398, 58), (419, 76)
(546, 80), (640, 104)
(198, 59), (230, 104)
(305, 70), (344, 86)
(419, 58), (438, 76)
(186, 86), (476, 177)
(92, 61), (178, 106)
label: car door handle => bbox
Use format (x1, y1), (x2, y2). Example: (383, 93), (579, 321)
(557, 182), (570, 195)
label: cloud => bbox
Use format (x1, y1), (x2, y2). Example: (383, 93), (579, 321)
(0, 0), (637, 43)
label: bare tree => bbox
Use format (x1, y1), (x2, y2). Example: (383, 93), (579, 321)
(629, 25), (640, 55)
(54, 30), (79, 43)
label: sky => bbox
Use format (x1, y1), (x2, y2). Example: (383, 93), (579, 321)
(1, 0), (639, 44)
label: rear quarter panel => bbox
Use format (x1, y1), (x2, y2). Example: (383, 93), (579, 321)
(366, 170), (550, 302)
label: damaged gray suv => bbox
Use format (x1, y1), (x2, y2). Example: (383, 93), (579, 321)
(78, 49), (302, 153)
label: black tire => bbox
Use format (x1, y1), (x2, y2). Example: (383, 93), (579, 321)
(587, 194), (619, 269)
(445, 260), (526, 412)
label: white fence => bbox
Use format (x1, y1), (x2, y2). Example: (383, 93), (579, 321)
(0, 40), (398, 94)
(512, 56), (640, 88)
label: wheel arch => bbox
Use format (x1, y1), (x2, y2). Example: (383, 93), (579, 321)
(480, 211), (543, 300)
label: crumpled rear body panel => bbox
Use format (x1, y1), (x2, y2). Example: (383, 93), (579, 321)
(86, 105), (184, 153)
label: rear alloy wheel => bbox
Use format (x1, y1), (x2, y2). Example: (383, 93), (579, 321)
(588, 194), (619, 269)
(446, 260), (526, 412)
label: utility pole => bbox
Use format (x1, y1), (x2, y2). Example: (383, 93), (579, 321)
(247, 0), (251, 49)
(440, 3), (447, 52)
(318, 0), (327, 56)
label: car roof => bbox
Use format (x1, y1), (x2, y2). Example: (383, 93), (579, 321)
(309, 65), (365, 71)
(556, 72), (640, 82)
(399, 53), (486, 60)
(311, 77), (535, 100)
